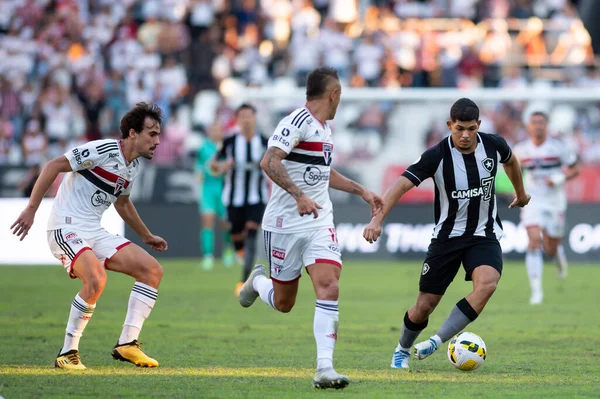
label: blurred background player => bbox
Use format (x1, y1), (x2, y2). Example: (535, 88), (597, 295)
(364, 98), (530, 369)
(514, 112), (579, 305)
(238, 67), (383, 389)
(195, 123), (234, 270)
(211, 103), (268, 296)
(10, 102), (167, 370)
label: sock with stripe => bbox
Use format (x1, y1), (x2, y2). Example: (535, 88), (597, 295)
(61, 294), (96, 354)
(118, 282), (158, 345)
(396, 311), (428, 352)
(314, 300), (339, 370)
(435, 298), (479, 343)
(201, 228), (214, 256)
(252, 274), (277, 310)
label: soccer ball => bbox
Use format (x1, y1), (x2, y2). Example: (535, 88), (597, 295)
(447, 332), (487, 371)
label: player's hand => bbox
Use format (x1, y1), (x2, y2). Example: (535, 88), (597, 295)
(11, 207), (36, 241)
(223, 159), (234, 172)
(508, 193), (531, 209)
(296, 194), (322, 219)
(363, 219), (382, 244)
(361, 190), (384, 217)
(143, 234), (168, 251)
(545, 177), (555, 187)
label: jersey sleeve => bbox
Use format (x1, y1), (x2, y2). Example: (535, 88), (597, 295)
(561, 141), (578, 167)
(402, 145), (443, 186)
(488, 134), (512, 163)
(64, 141), (105, 171)
(121, 159), (140, 196)
(267, 123), (307, 155)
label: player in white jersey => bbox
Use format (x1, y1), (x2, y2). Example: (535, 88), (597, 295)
(11, 102), (167, 370)
(514, 112), (579, 305)
(237, 67), (383, 389)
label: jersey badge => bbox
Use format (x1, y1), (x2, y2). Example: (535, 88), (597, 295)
(323, 143), (332, 166)
(115, 176), (126, 195)
(482, 157), (494, 173)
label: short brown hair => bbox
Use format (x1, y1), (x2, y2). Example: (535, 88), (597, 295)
(120, 102), (163, 138)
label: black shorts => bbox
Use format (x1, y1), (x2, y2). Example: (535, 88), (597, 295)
(227, 204), (266, 234)
(419, 236), (503, 295)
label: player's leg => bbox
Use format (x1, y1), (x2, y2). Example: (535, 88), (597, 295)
(543, 210), (568, 279)
(239, 230), (301, 312)
(228, 206), (246, 263)
(304, 228), (349, 389)
(522, 206), (544, 304)
(240, 204), (265, 283)
(417, 239), (502, 359)
(200, 211), (216, 270)
(48, 230), (104, 370)
(395, 240), (462, 365)
(103, 239), (163, 367)
(217, 197), (234, 268)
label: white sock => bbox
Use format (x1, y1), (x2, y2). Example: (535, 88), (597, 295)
(253, 275), (276, 310)
(61, 294), (96, 354)
(118, 282), (157, 345)
(431, 334), (442, 347)
(526, 249), (543, 295)
(556, 244), (568, 273)
(314, 300), (339, 370)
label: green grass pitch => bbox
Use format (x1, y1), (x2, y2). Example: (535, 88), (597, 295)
(1, 259), (599, 398)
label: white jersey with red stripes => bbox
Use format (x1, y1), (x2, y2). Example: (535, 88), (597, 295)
(47, 139), (141, 231)
(262, 106), (335, 234)
(513, 137), (577, 211)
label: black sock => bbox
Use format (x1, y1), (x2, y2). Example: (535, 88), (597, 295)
(399, 312), (428, 349)
(242, 229), (258, 281)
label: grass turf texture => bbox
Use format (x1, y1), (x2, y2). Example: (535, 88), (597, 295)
(1, 260), (599, 398)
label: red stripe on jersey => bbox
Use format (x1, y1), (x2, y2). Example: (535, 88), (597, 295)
(91, 167), (130, 188)
(295, 141), (333, 151)
(520, 156), (560, 163)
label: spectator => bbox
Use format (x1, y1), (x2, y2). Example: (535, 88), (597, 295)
(21, 119), (47, 167)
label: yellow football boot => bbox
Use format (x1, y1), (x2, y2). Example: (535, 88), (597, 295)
(55, 350), (86, 370)
(111, 340), (158, 368)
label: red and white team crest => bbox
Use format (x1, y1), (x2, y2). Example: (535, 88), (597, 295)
(115, 176), (126, 195)
(323, 143), (333, 166)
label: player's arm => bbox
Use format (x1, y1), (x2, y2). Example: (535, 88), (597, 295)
(10, 155), (72, 240)
(113, 195), (168, 252)
(498, 140), (530, 208)
(329, 168), (383, 216)
(260, 147), (322, 218)
(209, 138), (233, 175)
(549, 146), (580, 186)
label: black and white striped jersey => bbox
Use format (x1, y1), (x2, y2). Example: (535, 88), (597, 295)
(217, 133), (269, 207)
(403, 132), (513, 241)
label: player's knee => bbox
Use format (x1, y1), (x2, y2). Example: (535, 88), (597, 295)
(414, 299), (437, 318)
(146, 260), (163, 287)
(275, 297), (295, 313)
(476, 280), (498, 298)
(315, 279), (339, 301)
(528, 239), (542, 251)
(87, 270), (107, 298)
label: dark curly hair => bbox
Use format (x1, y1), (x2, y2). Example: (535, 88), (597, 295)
(120, 102), (163, 139)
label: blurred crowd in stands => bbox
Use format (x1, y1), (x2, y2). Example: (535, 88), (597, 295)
(1, 0), (600, 178)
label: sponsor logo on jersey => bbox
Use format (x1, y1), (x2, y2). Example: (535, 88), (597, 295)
(328, 244), (340, 254)
(272, 249), (285, 260)
(91, 190), (112, 207)
(65, 232), (77, 240)
(323, 143), (332, 165)
(276, 217), (283, 228)
(65, 217), (72, 224)
(482, 157), (494, 173)
(72, 148), (90, 165)
(451, 177), (494, 201)
(272, 134), (291, 147)
(422, 263), (430, 275)
(108, 152), (119, 158)
(81, 160), (94, 169)
(303, 166), (329, 186)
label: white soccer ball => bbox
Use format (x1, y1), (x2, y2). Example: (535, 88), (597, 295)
(447, 331), (487, 371)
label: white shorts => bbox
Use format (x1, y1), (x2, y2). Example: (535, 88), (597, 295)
(520, 207), (566, 238)
(47, 228), (130, 279)
(263, 227), (342, 284)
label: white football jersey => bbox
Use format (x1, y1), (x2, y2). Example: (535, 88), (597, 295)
(513, 137), (577, 211)
(262, 107), (335, 234)
(47, 139), (141, 231)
